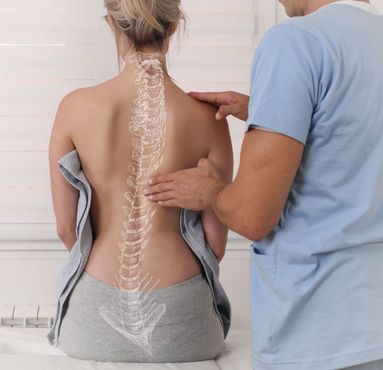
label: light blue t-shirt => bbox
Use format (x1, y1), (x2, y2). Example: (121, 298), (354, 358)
(247, 2), (383, 369)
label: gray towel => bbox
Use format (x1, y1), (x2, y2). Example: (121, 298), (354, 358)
(47, 149), (231, 346)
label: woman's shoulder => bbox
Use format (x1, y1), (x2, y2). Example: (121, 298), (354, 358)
(170, 87), (233, 168)
(59, 79), (116, 113)
(186, 94), (231, 146)
(170, 83), (229, 134)
(55, 79), (121, 130)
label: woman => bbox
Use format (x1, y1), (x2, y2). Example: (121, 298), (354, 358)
(48, 0), (233, 363)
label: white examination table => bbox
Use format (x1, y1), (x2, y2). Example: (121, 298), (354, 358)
(0, 327), (251, 370)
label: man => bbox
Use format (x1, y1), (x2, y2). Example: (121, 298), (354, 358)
(145, 1), (383, 369)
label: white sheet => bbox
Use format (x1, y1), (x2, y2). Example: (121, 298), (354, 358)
(0, 327), (251, 370)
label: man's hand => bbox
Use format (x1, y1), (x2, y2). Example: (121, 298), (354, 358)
(144, 158), (226, 211)
(188, 91), (250, 121)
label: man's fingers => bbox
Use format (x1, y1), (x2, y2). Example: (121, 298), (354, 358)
(144, 182), (174, 196)
(188, 91), (249, 121)
(216, 103), (244, 121)
(216, 104), (235, 120)
(198, 158), (209, 167)
(157, 199), (180, 208)
(148, 173), (175, 186)
(148, 191), (176, 203)
(188, 91), (231, 107)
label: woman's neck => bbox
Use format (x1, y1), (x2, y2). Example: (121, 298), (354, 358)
(121, 49), (169, 78)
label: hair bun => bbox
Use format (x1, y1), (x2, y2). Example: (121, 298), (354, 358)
(105, 0), (184, 52)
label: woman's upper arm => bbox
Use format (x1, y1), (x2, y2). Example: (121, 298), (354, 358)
(207, 118), (234, 184)
(48, 92), (79, 238)
(202, 117), (234, 262)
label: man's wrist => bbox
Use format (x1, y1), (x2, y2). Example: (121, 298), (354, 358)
(206, 180), (226, 211)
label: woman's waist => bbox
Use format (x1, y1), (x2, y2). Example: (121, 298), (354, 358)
(91, 207), (182, 238)
(91, 225), (191, 253)
(85, 231), (203, 290)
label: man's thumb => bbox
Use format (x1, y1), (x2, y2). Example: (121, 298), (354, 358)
(198, 158), (209, 167)
(215, 105), (231, 120)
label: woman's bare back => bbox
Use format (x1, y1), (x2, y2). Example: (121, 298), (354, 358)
(68, 56), (228, 290)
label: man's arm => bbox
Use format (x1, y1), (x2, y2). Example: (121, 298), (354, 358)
(145, 127), (303, 241)
(146, 24), (321, 239)
(211, 128), (304, 240)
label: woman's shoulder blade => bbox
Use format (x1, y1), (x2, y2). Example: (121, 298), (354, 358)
(169, 86), (221, 128)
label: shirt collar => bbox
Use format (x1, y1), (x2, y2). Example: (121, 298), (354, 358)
(321, 1), (382, 15)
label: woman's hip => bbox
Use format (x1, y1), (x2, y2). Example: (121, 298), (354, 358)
(58, 270), (224, 362)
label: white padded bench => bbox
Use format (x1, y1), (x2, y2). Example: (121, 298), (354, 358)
(0, 327), (251, 370)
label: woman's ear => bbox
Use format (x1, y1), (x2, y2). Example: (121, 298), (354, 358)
(167, 23), (177, 38)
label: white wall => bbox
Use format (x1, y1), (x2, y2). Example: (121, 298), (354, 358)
(0, 0), (258, 247)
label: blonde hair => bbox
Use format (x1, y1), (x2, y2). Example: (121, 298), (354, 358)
(104, 0), (185, 56)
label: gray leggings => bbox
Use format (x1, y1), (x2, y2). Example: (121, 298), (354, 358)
(58, 270), (224, 362)
(338, 359), (383, 370)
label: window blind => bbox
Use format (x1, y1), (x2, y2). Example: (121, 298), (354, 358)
(0, 0), (277, 248)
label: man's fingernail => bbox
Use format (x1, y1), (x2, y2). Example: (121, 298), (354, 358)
(148, 195), (153, 200)
(148, 178), (153, 185)
(215, 112), (221, 120)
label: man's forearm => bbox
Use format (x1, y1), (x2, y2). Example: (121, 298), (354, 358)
(210, 181), (269, 241)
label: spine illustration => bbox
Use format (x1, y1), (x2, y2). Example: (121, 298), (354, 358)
(98, 52), (167, 356)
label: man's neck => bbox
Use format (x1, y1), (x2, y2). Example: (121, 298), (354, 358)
(304, 0), (370, 15)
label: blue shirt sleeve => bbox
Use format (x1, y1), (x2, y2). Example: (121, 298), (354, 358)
(246, 23), (324, 145)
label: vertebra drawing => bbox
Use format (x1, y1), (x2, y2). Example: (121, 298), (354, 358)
(98, 52), (167, 356)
